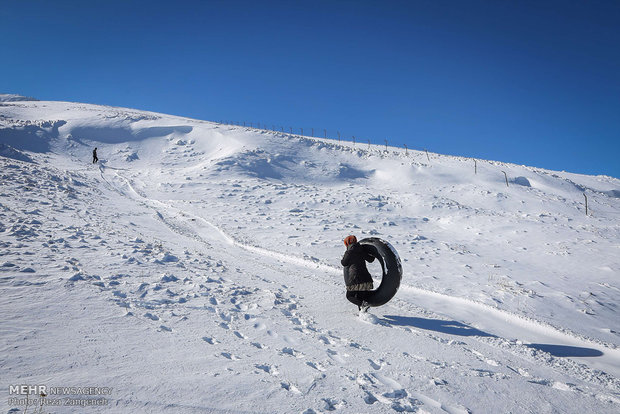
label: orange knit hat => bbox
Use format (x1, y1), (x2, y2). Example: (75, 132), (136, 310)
(343, 235), (357, 247)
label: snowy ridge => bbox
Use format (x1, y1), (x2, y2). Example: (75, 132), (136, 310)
(1, 99), (619, 413)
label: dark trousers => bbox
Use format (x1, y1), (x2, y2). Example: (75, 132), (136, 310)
(346, 290), (372, 307)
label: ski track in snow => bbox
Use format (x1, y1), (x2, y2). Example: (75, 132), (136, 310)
(1, 99), (620, 413)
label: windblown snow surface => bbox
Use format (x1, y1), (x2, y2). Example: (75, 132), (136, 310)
(1, 97), (619, 413)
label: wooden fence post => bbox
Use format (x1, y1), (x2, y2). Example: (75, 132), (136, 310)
(404, 144), (408, 155)
(502, 171), (509, 187)
(584, 193), (588, 215)
(384, 139), (388, 151)
(425, 149), (430, 162)
(474, 159), (477, 174)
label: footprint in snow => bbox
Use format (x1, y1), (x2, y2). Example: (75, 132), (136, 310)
(144, 312), (160, 321)
(280, 382), (301, 394)
(202, 337), (217, 345)
(327, 349), (346, 364)
(318, 335), (332, 345)
(425, 377), (447, 388)
(368, 359), (383, 370)
(321, 398), (345, 411)
(253, 321), (266, 330)
(363, 389), (379, 404)
(409, 390), (471, 414)
(281, 347), (304, 358)
(255, 364), (278, 376)
(220, 352), (240, 360)
(306, 361), (326, 372)
(371, 372), (404, 392)
(507, 366), (531, 377)
(218, 311), (232, 322)
(349, 342), (372, 352)
(360, 374), (423, 410)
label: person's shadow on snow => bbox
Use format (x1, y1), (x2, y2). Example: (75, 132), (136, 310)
(382, 315), (495, 337)
(382, 315), (603, 358)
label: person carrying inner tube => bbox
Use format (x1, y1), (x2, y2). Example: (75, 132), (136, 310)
(341, 235), (375, 312)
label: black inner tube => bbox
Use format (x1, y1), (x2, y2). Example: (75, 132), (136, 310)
(344, 237), (402, 307)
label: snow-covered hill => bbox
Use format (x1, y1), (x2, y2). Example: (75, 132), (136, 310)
(1, 99), (619, 413)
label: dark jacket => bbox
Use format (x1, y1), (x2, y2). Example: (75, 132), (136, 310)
(341, 242), (375, 287)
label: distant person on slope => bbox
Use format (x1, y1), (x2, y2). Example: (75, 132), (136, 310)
(92, 147), (98, 164)
(341, 235), (375, 312)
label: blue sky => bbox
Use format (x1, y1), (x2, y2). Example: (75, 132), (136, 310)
(2, 0), (619, 178)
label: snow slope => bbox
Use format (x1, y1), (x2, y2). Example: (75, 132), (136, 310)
(1, 99), (619, 413)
